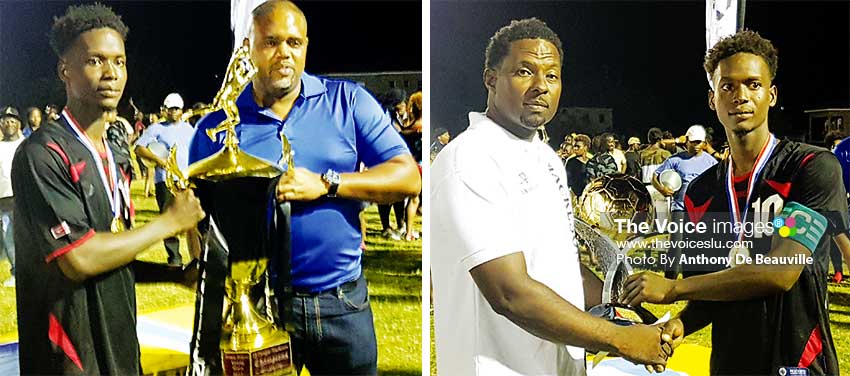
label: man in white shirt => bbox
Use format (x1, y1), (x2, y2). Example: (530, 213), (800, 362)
(0, 107), (24, 286)
(431, 18), (675, 376)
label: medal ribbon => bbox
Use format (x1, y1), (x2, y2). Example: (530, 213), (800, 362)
(725, 133), (777, 242)
(62, 108), (121, 220)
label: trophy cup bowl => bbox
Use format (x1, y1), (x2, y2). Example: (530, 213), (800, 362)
(190, 171), (294, 376)
(186, 38), (295, 376)
(574, 174), (659, 330)
(577, 173), (654, 242)
(659, 169), (683, 193)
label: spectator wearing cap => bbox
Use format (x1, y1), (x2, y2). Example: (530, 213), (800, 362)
(0, 106), (24, 286)
(22, 107), (43, 138)
(652, 124), (718, 278)
(624, 136), (642, 180)
(430, 127), (451, 162)
(134, 93), (195, 265)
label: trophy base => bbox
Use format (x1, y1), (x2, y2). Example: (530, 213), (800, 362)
(222, 341), (295, 376)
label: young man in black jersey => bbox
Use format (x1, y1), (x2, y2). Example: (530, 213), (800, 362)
(12, 5), (205, 374)
(620, 30), (847, 374)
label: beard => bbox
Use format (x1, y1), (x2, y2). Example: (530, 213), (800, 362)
(265, 75), (299, 99)
(519, 112), (549, 130)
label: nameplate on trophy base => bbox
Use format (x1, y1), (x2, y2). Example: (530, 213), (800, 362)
(222, 342), (293, 376)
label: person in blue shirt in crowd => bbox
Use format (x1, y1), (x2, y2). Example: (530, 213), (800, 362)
(828, 130), (850, 282)
(189, 1), (420, 374)
(653, 124), (718, 279)
(135, 92), (195, 266)
(22, 107), (43, 137)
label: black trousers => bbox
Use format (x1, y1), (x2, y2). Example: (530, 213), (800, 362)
(377, 201), (405, 230)
(830, 238), (844, 275)
(664, 210), (686, 279)
(155, 182), (181, 264)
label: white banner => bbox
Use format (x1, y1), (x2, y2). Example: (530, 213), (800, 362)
(231, 0), (266, 51)
(706, 0), (741, 87)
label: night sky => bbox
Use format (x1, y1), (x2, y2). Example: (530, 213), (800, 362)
(431, 0), (850, 145)
(0, 1), (421, 117)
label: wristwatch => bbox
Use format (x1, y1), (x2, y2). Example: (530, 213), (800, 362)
(322, 169), (341, 197)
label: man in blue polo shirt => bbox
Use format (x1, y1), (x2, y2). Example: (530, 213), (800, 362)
(189, 1), (420, 374)
(652, 124), (717, 278)
(136, 92), (195, 265)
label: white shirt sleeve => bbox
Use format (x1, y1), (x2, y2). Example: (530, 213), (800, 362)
(434, 148), (525, 272)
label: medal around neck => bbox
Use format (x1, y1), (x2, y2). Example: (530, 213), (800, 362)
(110, 216), (125, 233)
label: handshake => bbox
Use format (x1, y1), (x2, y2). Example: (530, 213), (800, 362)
(607, 317), (685, 373)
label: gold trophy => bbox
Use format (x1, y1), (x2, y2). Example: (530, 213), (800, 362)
(183, 38), (295, 376)
(220, 261), (293, 375)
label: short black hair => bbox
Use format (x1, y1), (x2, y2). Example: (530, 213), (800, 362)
(485, 18), (563, 70)
(380, 88), (408, 110)
(49, 3), (129, 57)
(704, 30), (778, 81)
(647, 127), (664, 144)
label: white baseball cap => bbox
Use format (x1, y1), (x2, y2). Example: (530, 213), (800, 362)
(163, 93), (184, 109)
(627, 137), (640, 145)
(685, 125), (706, 142)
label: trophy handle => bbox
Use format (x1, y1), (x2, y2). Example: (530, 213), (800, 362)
(281, 134), (294, 175)
(164, 146), (192, 193)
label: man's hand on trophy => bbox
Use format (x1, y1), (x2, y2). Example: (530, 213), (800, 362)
(614, 324), (669, 371)
(164, 190), (206, 235)
(619, 272), (678, 306)
(277, 167), (327, 202)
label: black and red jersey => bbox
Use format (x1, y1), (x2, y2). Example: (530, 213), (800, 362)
(11, 116), (137, 375)
(680, 139), (847, 375)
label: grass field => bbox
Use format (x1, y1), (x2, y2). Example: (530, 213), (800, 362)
(0, 179), (422, 375)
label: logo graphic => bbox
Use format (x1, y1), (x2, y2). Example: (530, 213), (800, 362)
(773, 216), (797, 238)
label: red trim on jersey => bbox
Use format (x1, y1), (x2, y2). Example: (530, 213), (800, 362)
(44, 229), (95, 263)
(685, 195), (713, 223)
(69, 161), (86, 184)
(765, 179), (792, 198)
(45, 143), (69, 165)
(46, 142), (86, 183)
(800, 153), (816, 168)
(798, 325), (823, 368)
(733, 171), (752, 184)
(48, 313), (84, 372)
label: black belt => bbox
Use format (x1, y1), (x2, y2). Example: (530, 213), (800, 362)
(293, 279), (357, 296)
